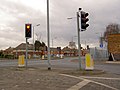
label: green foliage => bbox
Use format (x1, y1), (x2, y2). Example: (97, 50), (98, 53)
(0, 52), (4, 58)
(0, 54), (14, 59)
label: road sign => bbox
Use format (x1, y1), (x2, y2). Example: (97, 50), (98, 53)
(100, 44), (103, 48)
(99, 37), (103, 48)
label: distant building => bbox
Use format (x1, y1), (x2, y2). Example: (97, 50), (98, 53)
(3, 43), (62, 58)
(62, 46), (78, 56)
(3, 41), (88, 59)
(15, 43), (33, 51)
(3, 47), (14, 55)
(12, 43), (34, 58)
(62, 41), (89, 56)
(68, 41), (77, 49)
(62, 41), (78, 56)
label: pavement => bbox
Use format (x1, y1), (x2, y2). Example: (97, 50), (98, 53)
(0, 67), (81, 90)
(0, 66), (120, 90)
(106, 61), (120, 64)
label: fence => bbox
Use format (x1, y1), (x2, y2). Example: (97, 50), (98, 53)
(90, 47), (109, 60)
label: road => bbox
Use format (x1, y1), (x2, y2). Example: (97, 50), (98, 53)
(0, 57), (120, 75)
(0, 57), (120, 90)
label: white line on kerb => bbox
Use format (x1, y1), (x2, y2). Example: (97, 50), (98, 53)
(60, 74), (119, 90)
(80, 76), (120, 80)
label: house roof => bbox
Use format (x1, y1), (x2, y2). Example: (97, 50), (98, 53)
(15, 43), (33, 50)
(50, 47), (58, 51)
(4, 47), (14, 51)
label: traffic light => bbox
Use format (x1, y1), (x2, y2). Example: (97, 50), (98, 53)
(25, 24), (32, 38)
(81, 11), (89, 31)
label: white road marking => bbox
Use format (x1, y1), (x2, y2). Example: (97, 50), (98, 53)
(26, 81), (31, 84)
(60, 74), (85, 80)
(67, 79), (90, 90)
(60, 74), (119, 90)
(80, 76), (120, 80)
(90, 80), (119, 90)
(106, 61), (120, 64)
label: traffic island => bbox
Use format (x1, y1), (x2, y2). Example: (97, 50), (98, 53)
(61, 69), (105, 76)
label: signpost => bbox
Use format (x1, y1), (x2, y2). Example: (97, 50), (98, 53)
(99, 36), (104, 48)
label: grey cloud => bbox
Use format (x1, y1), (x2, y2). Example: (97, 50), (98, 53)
(0, 0), (46, 48)
(0, 0), (44, 19)
(0, 0), (120, 49)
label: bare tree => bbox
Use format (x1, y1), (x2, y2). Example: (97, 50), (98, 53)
(35, 40), (41, 51)
(35, 32), (42, 41)
(103, 23), (120, 42)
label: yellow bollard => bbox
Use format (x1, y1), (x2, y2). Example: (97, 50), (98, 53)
(85, 53), (94, 70)
(18, 55), (25, 67)
(42, 55), (45, 60)
(28, 54), (31, 59)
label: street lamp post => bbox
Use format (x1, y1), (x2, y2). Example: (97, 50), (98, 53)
(47, 0), (51, 70)
(33, 24), (40, 57)
(52, 37), (57, 48)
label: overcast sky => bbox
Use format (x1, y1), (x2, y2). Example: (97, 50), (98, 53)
(0, 0), (120, 49)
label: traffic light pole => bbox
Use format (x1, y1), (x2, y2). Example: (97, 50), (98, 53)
(77, 11), (82, 70)
(25, 38), (28, 68)
(33, 26), (35, 56)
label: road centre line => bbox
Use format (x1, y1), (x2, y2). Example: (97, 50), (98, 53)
(60, 74), (119, 90)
